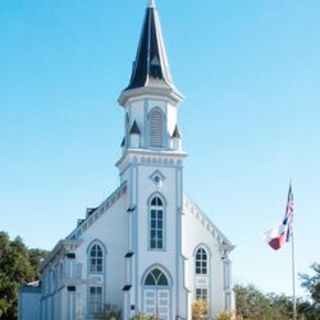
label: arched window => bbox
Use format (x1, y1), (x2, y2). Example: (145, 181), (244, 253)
(89, 244), (103, 273)
(195, 248), (208, 275)
(144, 268), (168, 286)
(149, 196), (164, 250)
(149, 108), (164, 148)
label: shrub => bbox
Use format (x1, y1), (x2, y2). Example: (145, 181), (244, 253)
(192, 299), (208, 320)
(102, 304), (121, 320)
(214, 310), (235, 320)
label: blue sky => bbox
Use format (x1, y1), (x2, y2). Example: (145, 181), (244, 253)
(1, 0), (319, 297)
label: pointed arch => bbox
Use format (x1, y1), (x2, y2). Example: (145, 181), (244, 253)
(141, 264), (173, 286)
(87, 240), (107, 273)
(194, 244), (210, 275)
(141, 265), (172, 319)
(147, 192), (167, 207)
(145, 268), (168, 286)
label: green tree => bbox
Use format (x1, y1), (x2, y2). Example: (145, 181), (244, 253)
(267, 293), (293, 319)
(234, 284), (317, 320)
(234, 284), (274, 319)
(28, 248), (49, 277)
(0, 231), (48, 319)
(300, 263), (320, 305)
(299, 263), (320, 320)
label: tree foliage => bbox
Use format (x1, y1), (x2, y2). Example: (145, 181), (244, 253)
(235, 284), (273, 319)
(0, 231), (48, 319)
(234, 280), (320, 320)
(299, 263), (320, 319)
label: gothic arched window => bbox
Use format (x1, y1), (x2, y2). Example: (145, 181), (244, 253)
(89, 244), (103, 273)
(149, 108), (164, 148)
(195, 247), (208, 275)
(144, 268), (168, 286)
(149, 195), (164, 250)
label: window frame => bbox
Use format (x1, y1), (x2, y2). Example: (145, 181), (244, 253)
(144, 268), (169, 286)
(88, 286), (103, 315)
(196, 288), (208, 301)
(195, 247), (208, 275)
(88, 242), (104, 274)
(148, 194), (166, 251)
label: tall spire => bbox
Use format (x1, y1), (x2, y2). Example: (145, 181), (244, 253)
(119, 1), (182, 101)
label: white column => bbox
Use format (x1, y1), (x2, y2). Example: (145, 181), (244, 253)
(223, 258), (233, 310)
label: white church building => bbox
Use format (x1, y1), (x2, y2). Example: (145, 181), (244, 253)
(20, 1), (234, 319)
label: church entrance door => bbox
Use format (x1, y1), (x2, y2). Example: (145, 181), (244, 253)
(143, 289), (170, 320)
(143, 268), (171, 320)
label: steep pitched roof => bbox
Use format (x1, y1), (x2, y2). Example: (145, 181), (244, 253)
(124, 1), (175, 92)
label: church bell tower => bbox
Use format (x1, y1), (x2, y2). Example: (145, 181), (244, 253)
(116, 1), (189, 319)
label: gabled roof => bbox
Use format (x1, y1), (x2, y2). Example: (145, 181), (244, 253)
(123, 1), (177, 93)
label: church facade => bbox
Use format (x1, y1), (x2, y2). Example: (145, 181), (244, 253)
(25, 1), (234, 319)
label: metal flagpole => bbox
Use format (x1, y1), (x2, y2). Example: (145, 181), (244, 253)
(289, 181), (296, 320)
(291, 229), (297, 320)
(288, 178), (297, 320)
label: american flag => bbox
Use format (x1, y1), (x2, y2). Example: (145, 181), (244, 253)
(264, 184), (294, 251)
(283, 184), (294, 242)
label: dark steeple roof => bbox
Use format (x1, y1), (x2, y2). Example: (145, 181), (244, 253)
(171, 124), (182, 139)
(123, 1), (176, 92)
(130, 121), (141, 135)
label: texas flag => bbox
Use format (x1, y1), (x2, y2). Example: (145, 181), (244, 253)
(264, 223), (289, 250)
(264, 184), (294, 251)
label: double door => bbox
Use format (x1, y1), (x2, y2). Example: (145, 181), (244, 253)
(143, 289), (170, 320)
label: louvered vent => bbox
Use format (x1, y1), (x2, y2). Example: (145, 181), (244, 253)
(150, 109), (164, 148)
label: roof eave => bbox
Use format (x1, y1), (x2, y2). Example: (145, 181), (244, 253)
(118, 86), (184, 107)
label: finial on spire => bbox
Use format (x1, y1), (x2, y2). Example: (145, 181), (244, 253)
(148, 0), (156, 8)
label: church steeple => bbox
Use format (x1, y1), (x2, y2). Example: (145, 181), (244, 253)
(117, 1), (185, 157)
(118, 0), (183, 106)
